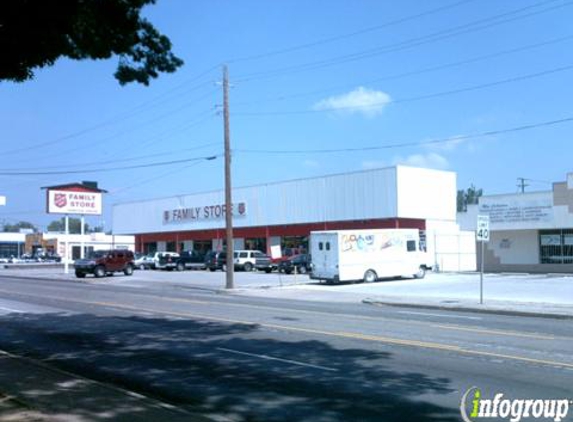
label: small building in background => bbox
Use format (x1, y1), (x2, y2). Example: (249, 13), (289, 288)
(458, 171), (573, 273)
(0, 232), (26, 259)
(25, 232), (135, 263)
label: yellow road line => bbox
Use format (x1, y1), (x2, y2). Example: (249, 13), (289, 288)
(431, 324), (556, 340)
(90, 300), (573, 370)
(151, 296), (566, 341)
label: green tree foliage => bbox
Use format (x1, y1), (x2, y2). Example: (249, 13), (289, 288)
(47, 217), (90, 234)
(2, 221), (37, 232)
(457, 184), (483, 212)
(0, 0), (183, 85)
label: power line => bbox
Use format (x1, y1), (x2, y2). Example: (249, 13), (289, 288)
(234, 64), (573, 116)
(109, 161), (206, 196)
(233, 34), (573, 106)
(36, 108), (217, 163)
(2, 66), (220, 156)
(2, 142), (220, 171)
(227, 0), (475, 63)
(235, 0), (571, 82)
(234, 116), (573, 154)
(0, 154), (222, 176)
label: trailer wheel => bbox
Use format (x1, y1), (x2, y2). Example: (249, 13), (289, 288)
(363, 269), (377, 283)
(414, 266), (426, 279)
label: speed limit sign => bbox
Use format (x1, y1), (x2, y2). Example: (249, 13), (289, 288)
(476, 215), (490, 242)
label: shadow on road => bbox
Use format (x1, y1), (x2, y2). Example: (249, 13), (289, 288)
(0, 312), (459, 421)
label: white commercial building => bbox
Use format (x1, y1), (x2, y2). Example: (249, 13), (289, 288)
(458, 172), (573, 273)
(113, 165), (475, 271)
(26, 232), (135, 264)
(0, 232), (26, 259)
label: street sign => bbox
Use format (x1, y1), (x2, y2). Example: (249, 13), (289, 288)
(476, 214), (490, 242)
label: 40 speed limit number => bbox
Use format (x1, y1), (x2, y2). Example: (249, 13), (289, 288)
(476, 215), (490, 242)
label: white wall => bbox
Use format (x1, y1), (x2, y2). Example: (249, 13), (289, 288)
(488, 230), (539, 265)
(113, 167), (406, 234)
(396, 166), (457, 222)
(0, 233), (26, 242)
(46, 234), (135, 263)
(427, 221), (477, 272)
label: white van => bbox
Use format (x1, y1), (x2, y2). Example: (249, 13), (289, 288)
(309, 229), (431, 283)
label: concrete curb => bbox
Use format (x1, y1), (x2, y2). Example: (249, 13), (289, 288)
(362, 298), (573, 320)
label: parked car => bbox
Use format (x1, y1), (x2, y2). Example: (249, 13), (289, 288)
(133, 253), (154, 270)
(204, 250), (225, 271)
(74, 249), (135, 278)
(155, 252), (181, 270)
(278, 254), (311, 274)
(233, 250), (273, 272)
(270, 247), (305, 271)
(40, 253), (62, 262)
(147, 251), (178, 269)
(172, 250), (206, 271)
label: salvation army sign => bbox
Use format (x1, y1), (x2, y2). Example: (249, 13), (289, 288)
(47, 189), (102, 215)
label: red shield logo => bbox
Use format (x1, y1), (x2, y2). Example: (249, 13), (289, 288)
(238, 202), (246, 215)
(54, 193), (67, 208)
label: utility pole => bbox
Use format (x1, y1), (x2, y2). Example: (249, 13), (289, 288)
(223, 65), (234, 289)
(517, 177), (529, 193)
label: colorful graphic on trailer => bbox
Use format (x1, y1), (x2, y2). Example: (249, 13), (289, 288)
(341, 231), (407, 253)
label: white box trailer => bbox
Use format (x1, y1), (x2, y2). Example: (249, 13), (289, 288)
(309, 229), (431, 283)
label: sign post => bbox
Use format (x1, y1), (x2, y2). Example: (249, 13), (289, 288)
(64, 215), (69, 274)
(476, 215), (490, 304)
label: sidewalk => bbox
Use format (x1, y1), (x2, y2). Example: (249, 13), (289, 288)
(229, 272), (573, 318)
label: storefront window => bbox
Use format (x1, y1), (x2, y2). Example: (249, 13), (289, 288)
(281, 236), (308, 255)
(143, 242), (157, 254)
(539, 229), (573, 264)
(245, 238), (266, 252)
(193, 240), (212, 254)
(0, 243), (23, 258)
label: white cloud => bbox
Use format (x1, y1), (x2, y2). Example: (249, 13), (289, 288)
(392, 152), (449, 170)
(313, 87), (391, 117)
(427, 134), (466, 152)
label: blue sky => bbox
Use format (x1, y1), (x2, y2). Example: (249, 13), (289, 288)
(1, 0), (573, 231)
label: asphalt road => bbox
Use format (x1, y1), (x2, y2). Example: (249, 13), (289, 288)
(0, 275), (571, 422)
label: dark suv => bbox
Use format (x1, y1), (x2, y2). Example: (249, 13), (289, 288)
(204, 250), (225, 271)
(74, 249), (135, 278)
(278, 254), (311, 274)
